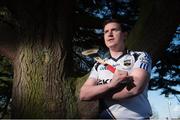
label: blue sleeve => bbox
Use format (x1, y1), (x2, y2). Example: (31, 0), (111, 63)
(133, 52), (152, 74)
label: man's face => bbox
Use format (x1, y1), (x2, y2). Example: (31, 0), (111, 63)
(104, 22), (126, 50)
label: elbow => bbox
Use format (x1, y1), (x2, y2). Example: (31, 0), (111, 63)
(79, 89), (92, 101)
(79, 96), (84, 101)
(79, 90), (86, 101)
(79, 93), (87, 101)
(130, 87), (144, 96)
(79, 93), (93, 101)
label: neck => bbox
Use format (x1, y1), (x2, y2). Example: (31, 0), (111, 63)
(109, 45), (126, 58)
(109, 49), (126, 58)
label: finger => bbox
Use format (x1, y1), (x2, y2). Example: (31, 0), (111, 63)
(115, 70), (128, 76)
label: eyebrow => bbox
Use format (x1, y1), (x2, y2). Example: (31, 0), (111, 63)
(104, 28), (121, 33)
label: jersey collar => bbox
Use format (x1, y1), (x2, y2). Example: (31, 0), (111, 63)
(107, 49), (129, 62)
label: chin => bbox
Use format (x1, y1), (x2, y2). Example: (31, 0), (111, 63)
(107, 43), (116, 48)
(106, 43), (114, 47)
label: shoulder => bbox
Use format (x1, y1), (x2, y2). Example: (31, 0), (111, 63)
(128, 50), (152, 73)
(129, 50), (150, 56)
(128, 50), (151, 61)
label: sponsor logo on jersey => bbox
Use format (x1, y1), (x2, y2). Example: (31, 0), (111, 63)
(99, 66), (107, 70)
(97, 79), (111, 85)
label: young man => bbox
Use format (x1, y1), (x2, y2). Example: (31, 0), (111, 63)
(79, 19), (152, 119)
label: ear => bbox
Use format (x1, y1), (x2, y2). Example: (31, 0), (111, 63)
(123, 32), (128, 41)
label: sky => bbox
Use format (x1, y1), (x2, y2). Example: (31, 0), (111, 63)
(148, 89), (180, 119)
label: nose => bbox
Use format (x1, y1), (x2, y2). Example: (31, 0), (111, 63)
(107, 30), (113, 36)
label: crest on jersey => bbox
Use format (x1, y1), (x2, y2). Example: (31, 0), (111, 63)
(124, 59), (132, 66)
(118, 54), (135, 71)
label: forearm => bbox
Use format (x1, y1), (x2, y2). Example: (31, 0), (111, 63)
(110, 86), (138, 101)
(111, 70), (149, 100)
(79, 83), (112, 101)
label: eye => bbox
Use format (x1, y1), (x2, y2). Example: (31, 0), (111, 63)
(112, 28), (120, 32)
(104, 30), (108, 34)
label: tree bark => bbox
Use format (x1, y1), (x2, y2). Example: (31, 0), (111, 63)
(11, 0), (77, 118)
(12, 40), (64, 118)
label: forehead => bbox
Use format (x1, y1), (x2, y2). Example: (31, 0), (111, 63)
(104, 22), (121, 30)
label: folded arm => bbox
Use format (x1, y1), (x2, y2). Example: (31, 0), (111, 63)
(79, 68), (150, 101)
(110, 68), (150, 101)
(79, 70), (129, 101)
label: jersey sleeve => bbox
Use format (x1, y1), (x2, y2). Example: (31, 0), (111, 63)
(88, 63), (99, 80)
(132, 52), (152, 74)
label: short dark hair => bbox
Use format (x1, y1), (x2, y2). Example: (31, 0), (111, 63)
(103, 19), (128, 32)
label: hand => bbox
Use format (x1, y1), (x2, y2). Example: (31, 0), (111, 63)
(109, 70), (128, 89)
(114, 69), (128, 78)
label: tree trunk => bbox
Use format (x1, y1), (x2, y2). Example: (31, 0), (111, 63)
(12, 41), (62, 118)
(11, 0), (77, 118)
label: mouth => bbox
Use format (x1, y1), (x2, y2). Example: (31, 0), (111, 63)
(107, 38), (114, 42)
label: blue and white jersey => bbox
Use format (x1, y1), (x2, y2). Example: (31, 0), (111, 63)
(89, 50), (152, 119)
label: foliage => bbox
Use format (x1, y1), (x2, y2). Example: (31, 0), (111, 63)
(149, 27), (180, 98)
(0, 6), (20, 30)
(0, 55), (13, 118)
